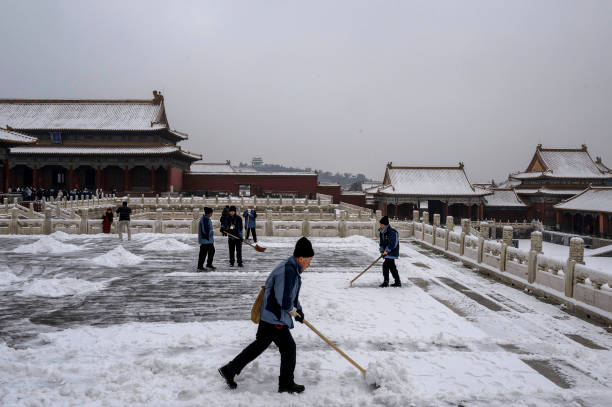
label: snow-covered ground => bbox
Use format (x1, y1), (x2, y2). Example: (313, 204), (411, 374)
(1, 234), (611, 406)
(518, 239), (612, 275)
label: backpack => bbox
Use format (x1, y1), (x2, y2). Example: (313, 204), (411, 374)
(250, 285), (266, 323)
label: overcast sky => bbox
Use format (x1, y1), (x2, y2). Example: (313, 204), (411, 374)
(1, 0), (610, 182)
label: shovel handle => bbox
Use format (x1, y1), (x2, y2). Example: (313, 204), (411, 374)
(349, 254), (384, 286)
(225, 231), (257, 249)
(303, 319), (366, 375)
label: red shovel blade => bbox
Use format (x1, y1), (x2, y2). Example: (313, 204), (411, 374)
(254, 244), (266, 252)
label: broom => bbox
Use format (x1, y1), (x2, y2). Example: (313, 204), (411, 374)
(349, 254), (384, 286)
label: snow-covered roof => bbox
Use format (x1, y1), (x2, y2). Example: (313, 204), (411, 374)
(554, 187), (612, 214)
(191, 162), (236, 173)
(0, 93), (169, 131)
(189, 162), (312, 176)
(512, 146), (610, 179)
(514, 188), (586, 196)
(361, 181), (382, 192)
(376, 164), (485, 197)
(9, 146), (201, 160)
(0, 128), (37, 144)
(484, 189), (527, 207)
(594, 157), (611, 173)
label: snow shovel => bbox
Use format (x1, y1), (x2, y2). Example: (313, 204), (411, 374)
(303, 318), (378, 388)
(349, 254), (384, 286)
(224, 231), (266, 252)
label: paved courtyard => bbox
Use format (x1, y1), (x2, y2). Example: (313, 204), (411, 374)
(1, 233), (610, 406)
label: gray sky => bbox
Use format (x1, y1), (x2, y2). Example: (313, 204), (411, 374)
(1, 0), (611, 183)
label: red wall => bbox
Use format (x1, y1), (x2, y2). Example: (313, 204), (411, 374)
(316, 185), (342, 203)
(339, 193), (366, 207)
(183, 173), (318, 196)
(169, 167), (184, 192)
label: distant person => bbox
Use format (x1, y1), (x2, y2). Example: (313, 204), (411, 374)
(102, 208), (114, 234)
(243, 206), (257, 243)
(221, 205), (243, 267)
(378, 216), (401, 287)
(116, 201), (132, 241)
(197, 207), (216, 271)
(220, 205), (230, 230)
(218, 237), (313, 394)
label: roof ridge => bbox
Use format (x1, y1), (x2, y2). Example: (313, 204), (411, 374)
(388, 165), (464, 170)
(0, 99), (157, 104)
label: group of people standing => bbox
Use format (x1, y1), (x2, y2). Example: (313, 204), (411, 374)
(197, 205), (258, 271)
(100, 201), (132, 240)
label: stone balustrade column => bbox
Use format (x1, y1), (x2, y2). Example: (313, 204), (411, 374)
(423, 211), (429, 225)
(191, 208), (200, 234)
(155, 208), (163, 233)
(569, 237), (585, 265)
(502, 226), (513, 246)
(80, 208), (88, 234)
(433, 213), (441, 227)
(413, 210), (420, 222)
(461, 218), (471, 235)
(446, 216), (454, 230)
(43, 208), (52, 235)
(10, 207), (18, 234)
(530, 231), (543, 253)
(480, 221), (489, 239)
(302, 218), (310, 237)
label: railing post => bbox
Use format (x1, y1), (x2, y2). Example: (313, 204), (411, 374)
(10, 207), (18, 234)
(569, 237), (585, 265)
(459, 232), (465, 256)
(265, 210), (273, 236)
(80, 208), (88, 234)
(477, 236), (484, 263)
(192, 208), (200, 234)
(302, 218), (310, 237)
(155, 208), (163, 233)
(565, 259), (576, 297)
(528, 250), (537, 283)
(43, 208), (52, 235)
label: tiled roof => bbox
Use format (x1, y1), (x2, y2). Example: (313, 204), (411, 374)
(377, 164), (485, 197)
(9, 146), (201, 160)
(0, 128), (37, 144)
(484, 189), (527, 207)
(513, 146), (610, 179)
(514, 188), (586, 196)
(594, 157), (611, 173)
(189, 162), (315, 176)
(0, 97), (168, 131)
(191, 162), (236, 173)
(554, 187), (612, 213)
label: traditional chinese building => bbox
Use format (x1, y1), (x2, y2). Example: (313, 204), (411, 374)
(371, 163), (489, 221)
(554, 186), (612, 237)
(483, 188), (528, 222)
(0, 91), (201, 194)
(1, 128), (37, 193)
(504, 145), (612, 226)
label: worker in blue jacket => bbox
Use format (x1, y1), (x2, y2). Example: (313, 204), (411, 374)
(379, 216), (401, 287)
(197, 207), (215, 271)
(218, 237), (314, 394)
(243, 206), (257, 242)
(221, 205), (243, 267)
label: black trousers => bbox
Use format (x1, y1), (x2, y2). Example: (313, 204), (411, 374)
(245, 227), (257, 242)
(228, 239), (243, 265)
(228, 321), (296, 384)
(197, 244), (215, 269)
(382, 258), (400, 283)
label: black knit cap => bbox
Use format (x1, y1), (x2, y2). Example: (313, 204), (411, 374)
(204, 207), (213, 215)
(293, 237), (315, 258)
(379, 216), (389, 225)
(229, 205), (237, 212)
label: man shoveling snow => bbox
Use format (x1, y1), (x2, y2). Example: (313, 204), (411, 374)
(218, 237), (314, 394)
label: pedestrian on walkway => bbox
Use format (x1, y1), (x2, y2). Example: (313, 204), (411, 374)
(218, 237), (314, 394)
(101, 208), (114, 234)
(197, 207), (216, 271)
(221, 205), (243, 267)
(243, 206), (257, 242)
(116, 201), (132, 241)
(379, 216), (401, 287)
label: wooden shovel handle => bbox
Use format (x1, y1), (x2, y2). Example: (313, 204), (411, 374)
(303, 319), (366, 375)
(350, 254), (384, 286)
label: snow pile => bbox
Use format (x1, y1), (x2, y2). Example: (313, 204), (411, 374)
(92, 246), (143, 268)
(49, 230), (72, 240)
(12, 236), (80, 254)
(18, 277), (107, 297)
(0, 271), (22, 286)
(142, 238), (192, 252)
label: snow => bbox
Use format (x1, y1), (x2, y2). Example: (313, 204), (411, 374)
(381, 166), (484, 196)
(49, 230), (73, 241)
(11, 236), (80, 254)
(554, 187), (612, 213)
(0, 234), (611, 406)
(92, 245), (144, 268)
(142, 238), (192, 252)
(518, 240), (612, 275)
(0, 271), (22, 286)
(18, 277), (108, 298)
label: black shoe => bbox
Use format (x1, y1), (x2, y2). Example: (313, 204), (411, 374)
(229, 263), (234, 267)
(206, 265), (216, 271)
(196, 267), (205, 272)
(379, 282), (389, 288)
(278, 380), (305, 394)
(218, 364), (237, 390)
(238, 263), (243, 268)
(391, 281), (402, 287)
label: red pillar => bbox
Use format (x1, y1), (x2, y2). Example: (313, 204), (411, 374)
(151, 166), (156, 194)
(3, 160), (8, 193)
(33, 165), (38, 187)
(96, 166), (102, 190)
(478, 203), (484, 220)
(68, 166), (74, 188)
(124, 166), (130, 193)
(555, 211), (561, 229)
(166, 165), (172, 192)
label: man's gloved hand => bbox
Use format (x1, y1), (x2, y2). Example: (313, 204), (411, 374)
(288, 307), (298, 318)
(295, 309), (304, 323)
